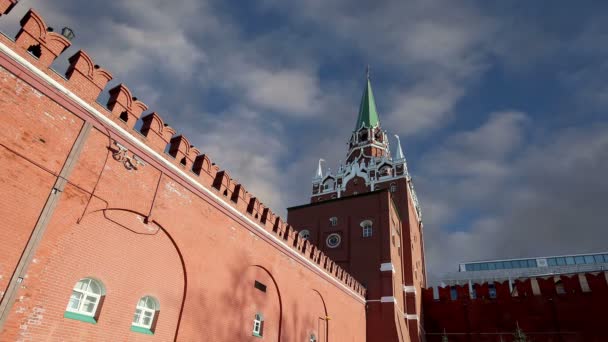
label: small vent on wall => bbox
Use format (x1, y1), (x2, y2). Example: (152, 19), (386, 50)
(254, 280), (267, 293)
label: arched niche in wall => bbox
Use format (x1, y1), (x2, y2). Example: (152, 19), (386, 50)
(310, 289), (329, 342)
(40, 209), (187, 341)
(236, 265), (283, 342)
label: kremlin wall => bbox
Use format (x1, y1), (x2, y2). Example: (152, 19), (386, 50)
(422, 273), (608, 341)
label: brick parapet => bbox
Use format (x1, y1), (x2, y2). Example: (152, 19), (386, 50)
(422, 271), (608, 303)
(0, 0), (18, 16)
(423, 272), (608, 341)
(0, 5), (366, 298)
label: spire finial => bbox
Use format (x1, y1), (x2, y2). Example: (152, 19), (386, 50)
(394, 135), (405, 161)
(315, 158), (325, 179)
(366, 64), (370, 80)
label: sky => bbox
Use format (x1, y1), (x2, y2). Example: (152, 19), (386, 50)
(2, 0), (607, 283)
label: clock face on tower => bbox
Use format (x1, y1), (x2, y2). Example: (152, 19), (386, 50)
(326, 233), (341, 248)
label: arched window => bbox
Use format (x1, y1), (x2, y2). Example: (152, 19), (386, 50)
(329, 217), (338, 226)
(131, 296), (159, 334)
(298, 229), (311, 241)
(390, 183), (397, 193)
(379, 166), (392, 177)
(323, 179), (335, 191)
(65, 278), (105, 323)
(252, 313), (264, 337)
(359, 129), (368, 141)
(361, 220), (373, 238)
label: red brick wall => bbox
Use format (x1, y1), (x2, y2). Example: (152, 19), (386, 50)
(422, 273), (608, 342)
(0, 6), (366, 342)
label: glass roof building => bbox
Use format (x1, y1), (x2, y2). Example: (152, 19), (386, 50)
(440, 251), (608, 286)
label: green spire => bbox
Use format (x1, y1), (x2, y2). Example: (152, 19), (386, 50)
(355, 69), (380, 130)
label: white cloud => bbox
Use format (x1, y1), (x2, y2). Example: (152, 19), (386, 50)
(385, 79), (465, 136)
(233, 67), (322, 116)
(420, 115), (608, 282)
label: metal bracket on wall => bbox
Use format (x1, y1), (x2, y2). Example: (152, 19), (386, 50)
(112, 140), (146, 170)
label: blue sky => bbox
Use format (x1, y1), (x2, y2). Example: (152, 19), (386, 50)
(2, 0), (607, 282)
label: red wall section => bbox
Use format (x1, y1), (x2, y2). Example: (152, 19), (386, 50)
(423, 274), (608, 342)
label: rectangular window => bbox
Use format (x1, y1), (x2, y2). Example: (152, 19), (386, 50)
(547, 258), (557, 266)
(252, 314), (263, 337)
(556, 257), (566, 266)
(480, 263), (489, 271)
(503, 261), (512, 269)
(584, 255), (595, 264)
(566, 257), (576, 265)
(594, 255), (604, 263)
(488, 263), (496, 270)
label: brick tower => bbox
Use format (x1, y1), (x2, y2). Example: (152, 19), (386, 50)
(288, 72), (427, 342)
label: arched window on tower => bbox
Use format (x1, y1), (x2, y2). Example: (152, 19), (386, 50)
(379, 166), (392, 178)
(323, 178), (335, 191)
(360, 220), (373, 238)
(298, 229), (311, 241)
(329, 216), (338, 226)
(359, 128), (368, 142)
(390, 183), (397, 193)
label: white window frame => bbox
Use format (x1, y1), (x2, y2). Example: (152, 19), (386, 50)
(390, 183), (397, 192)
(361, 220), (373, 238)
(329, 217), (338, 226)
(298, 229), (311, 241)
(253, 313), (264, 336)
(65, 278), (104, 317)
(132, 296), (159, 329)
(326, 233), (341, 248)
